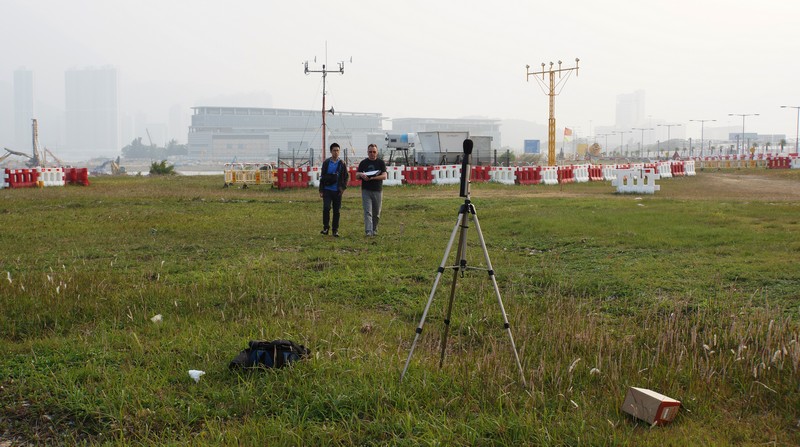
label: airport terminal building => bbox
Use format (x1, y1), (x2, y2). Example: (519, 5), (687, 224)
(392, 117), (501, 149)
(188, 106), (384, 163)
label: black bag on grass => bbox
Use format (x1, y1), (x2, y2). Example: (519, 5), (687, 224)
(229, 339), (310, 370)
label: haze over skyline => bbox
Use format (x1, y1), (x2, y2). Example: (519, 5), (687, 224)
(2, 0), (799, 159)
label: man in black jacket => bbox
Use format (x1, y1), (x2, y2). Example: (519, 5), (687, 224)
(319, 143), (349, 237)
(356, 144), (388, 236)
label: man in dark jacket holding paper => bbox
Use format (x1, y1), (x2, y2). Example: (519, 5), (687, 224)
(355, 144), (387, 237)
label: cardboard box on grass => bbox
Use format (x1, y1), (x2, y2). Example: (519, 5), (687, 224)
(622, 387), (681, 426)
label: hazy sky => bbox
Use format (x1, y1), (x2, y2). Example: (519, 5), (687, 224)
(2, 0), (800, 142)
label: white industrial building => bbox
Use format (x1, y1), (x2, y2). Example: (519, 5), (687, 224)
(187, 106), (384, 164)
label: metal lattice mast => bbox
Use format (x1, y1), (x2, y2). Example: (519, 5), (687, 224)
(526, 59), (579, 166)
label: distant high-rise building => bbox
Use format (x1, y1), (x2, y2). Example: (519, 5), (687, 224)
(615, 90), (645, 130)
(65, 67), (118, 158)
(13, 68), (34, 151)
(0, 81), (12, 145)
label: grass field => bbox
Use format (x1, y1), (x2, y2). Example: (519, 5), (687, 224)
(1, 169), (799, 445)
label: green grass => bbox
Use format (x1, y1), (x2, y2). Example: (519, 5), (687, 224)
(1, 171), (798, 445)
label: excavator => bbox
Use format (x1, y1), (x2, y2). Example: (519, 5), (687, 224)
(91, 156), (125, 175)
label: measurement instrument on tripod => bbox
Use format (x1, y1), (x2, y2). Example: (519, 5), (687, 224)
(401, 139), (527, 386)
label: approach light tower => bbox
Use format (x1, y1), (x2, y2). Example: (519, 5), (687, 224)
(304, 56), (346, 160)
(526, 59), (580, 166)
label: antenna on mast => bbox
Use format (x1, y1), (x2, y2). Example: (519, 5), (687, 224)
(303, 44), (349, 161)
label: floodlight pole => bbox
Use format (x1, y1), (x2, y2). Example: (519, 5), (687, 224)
(526, 59), (580, 166)
(304, 56), (346, 161)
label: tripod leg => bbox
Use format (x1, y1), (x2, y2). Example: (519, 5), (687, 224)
(401, 210), (466, 382)
(439, 209), (469, 368)
(471, 211), (528, 387)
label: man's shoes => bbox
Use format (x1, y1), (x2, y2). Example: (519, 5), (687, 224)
(320, 229), (329, 235)
(365, 231), (374, 237)
(333, 231), (340, 238)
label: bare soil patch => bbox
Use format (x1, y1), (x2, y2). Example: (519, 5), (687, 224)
(447, 169), (800, 201)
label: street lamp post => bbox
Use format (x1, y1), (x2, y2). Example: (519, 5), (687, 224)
(657, 123), (682, 159)
(689, 119), (716, 158)
(598, 133), (613, 155)
(780, 105), (800, 154)
(728, 113), (759, 155)
(614, 130), (632, 156)
(632, 127), (653, 159)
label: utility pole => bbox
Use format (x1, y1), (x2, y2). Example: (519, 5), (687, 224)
(526, 59), (580, 166)
(304, 50), (347, 161)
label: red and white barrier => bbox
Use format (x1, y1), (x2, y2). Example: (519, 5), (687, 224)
(431, 165), (461, 185)
(37, 167), (66, 187)
(573, 164), (590, 183)
(384, 166), (404, 186)
(658, 162), (672, 178)
(684, 160), (696, 176)
(489, 166), (516, 185)
(611, 168), (661, 194)
(403, 166), (434, 185)
(602, 164), (618, 181)
(541, 166), (558, 185)
(3, 168), (39, 189)
(516, 166), (542, 185)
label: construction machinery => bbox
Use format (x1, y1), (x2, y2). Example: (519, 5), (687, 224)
(91, 156), (125, 175)
(3, 118), (45, 168)
(44, 148), (65, 167)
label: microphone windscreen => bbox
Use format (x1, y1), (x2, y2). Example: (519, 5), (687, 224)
(463, 139), (473, 155)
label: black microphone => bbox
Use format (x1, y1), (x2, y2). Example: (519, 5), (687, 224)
(459, 139), (473, 197)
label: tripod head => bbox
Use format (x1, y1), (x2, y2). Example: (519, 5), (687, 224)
(459, 139), (473, 198)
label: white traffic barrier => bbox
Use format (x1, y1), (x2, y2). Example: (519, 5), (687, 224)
(602, 164), (617, 181)
(307, 166), (322, 187)
(384, 166), (404, 186)
(431, 165), (461, 185)
(658, 162), (672, 178)
(573, 164), (590, 183)
(541, 166), (558, 185)
(792, 157), (800, 169)
(611, 169), (660, 194)
(489, 166), (516, 185)
(684, 160), (696, 176)
(36, 167), (66, 187)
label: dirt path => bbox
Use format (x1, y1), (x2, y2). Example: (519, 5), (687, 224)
(694, 171), (800, 200)
(409, 170), (800, 201)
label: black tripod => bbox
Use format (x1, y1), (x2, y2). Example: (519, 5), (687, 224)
(400, 140), (526, 386)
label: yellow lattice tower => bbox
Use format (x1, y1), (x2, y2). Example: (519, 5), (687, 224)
(526, 59), (580, 166)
